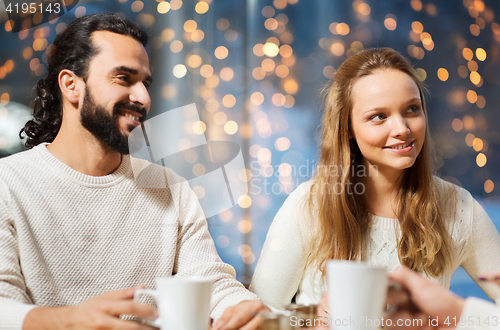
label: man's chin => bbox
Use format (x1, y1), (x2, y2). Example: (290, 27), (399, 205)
(110, 144), (130, 155)
(103, 134), (131, 155)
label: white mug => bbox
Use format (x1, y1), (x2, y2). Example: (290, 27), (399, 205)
(134, 276), (214, 330)
(326, 260), (388, 330)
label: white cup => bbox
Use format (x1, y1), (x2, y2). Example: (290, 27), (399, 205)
(134, 277), (214, 330)
(326, 260), (388, 330)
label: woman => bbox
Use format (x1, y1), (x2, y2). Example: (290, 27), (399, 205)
(249, 48), (500, 311)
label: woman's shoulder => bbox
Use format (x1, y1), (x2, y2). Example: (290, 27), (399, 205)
(433, 176), (473, 207)
(277, 180), (313, 214)
(433, 176), (475, 234)
(272, 180), (315, 233)
(289, 179), (314, 199)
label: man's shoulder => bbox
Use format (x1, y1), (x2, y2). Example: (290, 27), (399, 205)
(0, 148), (40, 202)
(0, 147), (39, 174)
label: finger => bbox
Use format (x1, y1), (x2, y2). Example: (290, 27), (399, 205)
(86, 314), (154, 330)
(214, 306), (234, 330)
(109, 318), (158, 330)
(386, 310), (414, 329)
(386, 288), (410, 307)
(388, 266), (432, 298)
(100, 286), (146, 301)
(414, 312), (433, 330)
(222, 311), (259, 329)
(400, 312), (432, 330)
(217, 313), (254, 330)
(317, 292), (329, 317)
(101, 301), (158, 320)
(317, 307), (329, 317)
(388, 312), (431, 330)
(388, 266), (420, 290)
(239, 313), (264, 330)
(216, 302), (266, 330)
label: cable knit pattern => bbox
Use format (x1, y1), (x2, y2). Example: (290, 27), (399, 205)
(250, 179), (500, 311)
(0, 144), (258, 330)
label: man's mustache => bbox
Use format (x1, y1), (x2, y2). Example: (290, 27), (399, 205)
(114, 103), (148, 122)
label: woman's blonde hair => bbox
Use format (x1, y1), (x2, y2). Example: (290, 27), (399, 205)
(307, 48), (452, 280)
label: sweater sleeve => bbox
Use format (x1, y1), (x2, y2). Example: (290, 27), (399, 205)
(171, 177), (258, 321)
(249, 183), (310, 311)
(456, 297), (500, 330)
(0, 179), (37, 330)
(460, 197), (500, 304)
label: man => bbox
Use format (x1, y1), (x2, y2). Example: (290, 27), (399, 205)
(0, 13), (266, 330)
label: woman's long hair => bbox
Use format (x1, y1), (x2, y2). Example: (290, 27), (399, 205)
(306, 48), (452, 280)
(20, 13), (148, 148)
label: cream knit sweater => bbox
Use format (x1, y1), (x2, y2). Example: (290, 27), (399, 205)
(250, 178), (500, 311)
(0, 144), (258, 330)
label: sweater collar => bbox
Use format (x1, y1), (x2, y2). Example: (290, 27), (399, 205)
(35, 143), (131, 187)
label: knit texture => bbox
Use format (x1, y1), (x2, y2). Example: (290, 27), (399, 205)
(250, 179), (500, 311)
(458, 297), (500, 330)
(0, 144), (257, 330)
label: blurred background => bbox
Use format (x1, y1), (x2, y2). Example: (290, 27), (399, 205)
(1, 0), (500, 301)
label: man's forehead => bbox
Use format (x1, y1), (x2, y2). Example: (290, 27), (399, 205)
(89, 30), (150, 72)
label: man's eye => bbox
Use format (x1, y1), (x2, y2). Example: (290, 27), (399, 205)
(118, 75), (130, 82)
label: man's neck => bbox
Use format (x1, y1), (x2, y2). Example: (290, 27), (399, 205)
(47, 124), (122, 177)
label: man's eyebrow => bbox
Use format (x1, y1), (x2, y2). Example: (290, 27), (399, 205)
(112, 66), (153, 84)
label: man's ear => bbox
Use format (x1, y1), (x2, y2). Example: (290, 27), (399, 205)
(58, 69), (82, 104)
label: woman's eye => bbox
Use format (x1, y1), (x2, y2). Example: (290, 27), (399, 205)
(407, 105), (421, 113)
(370, 114), (385, 122)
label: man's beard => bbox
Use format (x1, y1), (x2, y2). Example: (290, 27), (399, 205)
(80, 86), (146, 155)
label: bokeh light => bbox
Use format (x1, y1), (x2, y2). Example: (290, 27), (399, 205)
(1, 0), (499, 294)
(157, 1), (171, 14)
(195, 2), (209, 14)
(173, 64), (187, 78)
(215, 46), (229, 59)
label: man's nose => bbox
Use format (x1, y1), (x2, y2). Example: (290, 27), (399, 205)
(129, 83), (151, 112)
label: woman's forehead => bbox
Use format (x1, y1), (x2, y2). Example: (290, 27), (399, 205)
(350, 69), (420, 113)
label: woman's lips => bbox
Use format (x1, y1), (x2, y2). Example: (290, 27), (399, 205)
(384, 140), (415, 153)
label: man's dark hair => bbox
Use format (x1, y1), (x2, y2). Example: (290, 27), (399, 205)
(20, 13), (148, 148)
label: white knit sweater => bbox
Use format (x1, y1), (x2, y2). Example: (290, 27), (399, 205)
(0, 144), (258, 330)
(459, 298), (500, 330)
(250, 178), (500, 311)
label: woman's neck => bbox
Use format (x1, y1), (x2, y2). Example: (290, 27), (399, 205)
(360, 162), (404, 219)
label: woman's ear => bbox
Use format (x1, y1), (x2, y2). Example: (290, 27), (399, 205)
(58, 69), (82, 104)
